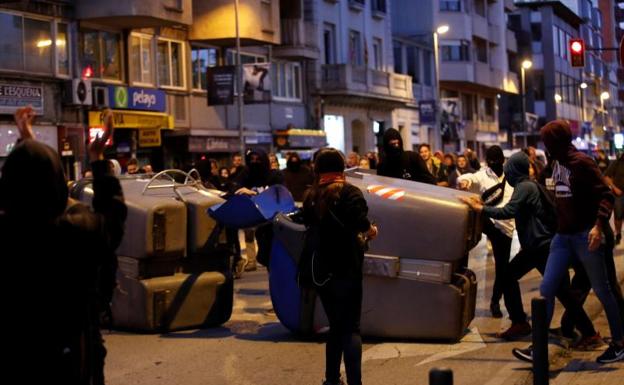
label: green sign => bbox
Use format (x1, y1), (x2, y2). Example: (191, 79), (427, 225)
(114, 86), (128, 108)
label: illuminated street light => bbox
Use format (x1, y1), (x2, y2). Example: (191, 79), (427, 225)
(600, 91), (610, 100)
(521, 60), (533, 70)
(436, 25), (449, 35)
(580, 82), (588, 89)
(554, 93), (562, 103)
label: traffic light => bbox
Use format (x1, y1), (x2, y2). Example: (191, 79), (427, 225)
(569, 38), (585, 68)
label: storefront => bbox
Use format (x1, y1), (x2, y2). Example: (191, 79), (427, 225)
(89, 86), (173, 172)
(274, 128), (327, 162)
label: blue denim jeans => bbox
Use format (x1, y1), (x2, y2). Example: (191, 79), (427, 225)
(540, 230), (624, 342)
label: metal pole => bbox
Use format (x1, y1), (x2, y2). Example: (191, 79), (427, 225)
(433, 32), (442, 151)
(521, 67), (527, 149)
(429, 368), (453, 385)
(235, 0), (245, 157)
(532, 297), (549, 385)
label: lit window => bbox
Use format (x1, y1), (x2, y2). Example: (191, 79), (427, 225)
(157, 39), (185, 88)
(81, 29), (122, 81)
(191, 46), (218, 90)
(272, 62), (302, 101)
(130, 34), (153, 85)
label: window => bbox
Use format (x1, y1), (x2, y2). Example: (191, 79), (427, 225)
(323, 23), (337, 65)
(406, 46), (420, 83)
(473, 37), (487, 63)
(261, 0), (273, 32)
(349, 30), (362, 66)
(441, 40), (470, 61)
(474, 0), (486, 17)
(372, 38), (382, 70)
(81, 30), (122, 81)
(461, 93), (473, 120)
(0, 12), (68, 76)
(156, 39), (184, 88)
(440, 0), (461, 12)
(533, 71), (544, 101)
(56, 23), (69, 76)
(130, 34), (153, 85)
(531, 23), (542, 41)
(393, 41), (403, 73)
(191, 46), (217, 90)
(480, 96), (494, 121)
(273, 61), (302, 101)
(553, 26), (560, 56)
(423, 50), (433, 86)
(371, 0), (387, 13)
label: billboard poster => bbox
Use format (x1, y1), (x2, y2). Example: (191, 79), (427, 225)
(418, 100), (436, 124)
(207, 66), (236, 105)
(440, 98), (464, 141)
(243, 63), (271, 103)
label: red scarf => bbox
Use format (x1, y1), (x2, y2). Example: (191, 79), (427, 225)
(318, 172), (345, 186)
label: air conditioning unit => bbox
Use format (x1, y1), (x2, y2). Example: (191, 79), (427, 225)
(93, 86), (110, 108)
(65, 78), (92, 106)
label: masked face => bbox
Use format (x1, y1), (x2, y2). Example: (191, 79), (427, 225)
(287, 157), (301, 171)
(487, 160), (504, 177)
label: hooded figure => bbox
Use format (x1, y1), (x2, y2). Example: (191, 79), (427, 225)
(233, 149), (284, 192)
(283, 152), (314, 202)
(1, 139), (127, 384)
(486, 145), (505, 178)
(376, 128), (436, 184)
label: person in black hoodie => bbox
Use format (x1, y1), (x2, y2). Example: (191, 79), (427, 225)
(303, 148), (378, 385)
(376, 128), (436, 184)
(511, 120), (624, 364)
(460, 152), (598, 342)
(1, 107), (127, 384)
(283, 152), (314, 202)
(232, 149), (284, 195)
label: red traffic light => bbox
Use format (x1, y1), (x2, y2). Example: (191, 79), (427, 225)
(569, 38), (585, 68)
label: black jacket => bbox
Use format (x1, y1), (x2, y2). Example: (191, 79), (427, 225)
(303, 183), (371, 279)
(376, 129), (436, 184)
(1, 140), (127, 384)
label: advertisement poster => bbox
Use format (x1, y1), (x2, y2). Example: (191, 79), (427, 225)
(440, 98), (464, 141)
(243, 63), (271, 103)
(207, 66), (236, 105)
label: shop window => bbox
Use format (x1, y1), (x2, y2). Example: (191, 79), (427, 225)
(81, 29), (122, 81)
(273, 61), (302, 101)
(0, 12), (69, 76)
(130, 34), (153, 85)
(157, 39), (185, 88)
(191, 46), (218, 90)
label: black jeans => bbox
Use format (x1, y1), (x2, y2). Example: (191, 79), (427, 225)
(502, 243), (597, 338)
(482, 219), (513, 305)
(318, 278), (363, 385)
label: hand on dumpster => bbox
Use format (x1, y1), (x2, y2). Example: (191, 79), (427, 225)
(89, 108), (114, 162)
(458, 180), (471, 190)
(235, 187), (258, 196)
(458, 195), (483, 212)
(367, 224), (378, 240)
(14, 106), (36, 140)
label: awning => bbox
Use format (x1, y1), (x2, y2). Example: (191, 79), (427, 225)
(88, 110), (174, 130)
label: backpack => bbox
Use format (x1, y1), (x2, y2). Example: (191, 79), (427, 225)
(533, 181), (557, 233)
(297, 222), (331, 289)
(481, 177), (506, 206)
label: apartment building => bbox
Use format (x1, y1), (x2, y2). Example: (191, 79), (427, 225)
(393, 0), (519, 155)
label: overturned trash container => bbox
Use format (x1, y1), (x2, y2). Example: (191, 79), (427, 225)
(268, 170), (482, 341)
(71, 169), (234, 332)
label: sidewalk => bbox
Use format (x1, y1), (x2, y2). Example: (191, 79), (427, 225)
(540, 247), (624, 385)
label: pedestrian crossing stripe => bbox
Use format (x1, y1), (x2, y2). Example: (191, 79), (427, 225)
(366, 185), (405, 201)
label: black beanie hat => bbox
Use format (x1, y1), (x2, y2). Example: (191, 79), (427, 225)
(485, 145), (504, 163)
(314, 148), (345, 174)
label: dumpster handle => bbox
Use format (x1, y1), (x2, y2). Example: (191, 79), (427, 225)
(141, 169), (202, 195)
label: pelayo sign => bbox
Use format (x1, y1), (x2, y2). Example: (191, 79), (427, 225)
(108, 86), (166, 112)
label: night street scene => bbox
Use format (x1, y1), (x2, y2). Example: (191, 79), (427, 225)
(3, 0), (624, 384)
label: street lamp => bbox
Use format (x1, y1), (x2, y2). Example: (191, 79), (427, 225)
(601, 91), (610, 132)
(520, 59), (532, 147)
(554, 93), (562, 103)
(580, 82), (588, 89)
(433, 25), (449, 150)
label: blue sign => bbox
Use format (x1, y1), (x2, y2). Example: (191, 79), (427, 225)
(419, 100), (436, 124)
(108, 86), (166, 112)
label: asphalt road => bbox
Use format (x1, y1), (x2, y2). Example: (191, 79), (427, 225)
(104, 236), (624, 385)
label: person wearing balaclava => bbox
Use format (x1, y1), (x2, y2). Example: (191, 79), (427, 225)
(376, 128), (436, 184)
(1, 107), (127, 384)
(508, 120), (624, 364)
(457, 145), (515, 319)
(460, 152), (599, 342)
(283, 152), (314, 202)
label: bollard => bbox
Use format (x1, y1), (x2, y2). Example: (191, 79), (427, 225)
(429, 368), (453, 385)
(532, 297), (549, 385)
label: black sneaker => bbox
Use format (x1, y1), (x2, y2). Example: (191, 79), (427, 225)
(596, 343), (624, 364)
(490, 302), (503, 318)
(512, 345), (533, 363)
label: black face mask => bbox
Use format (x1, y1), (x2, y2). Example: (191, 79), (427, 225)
(488, 161), (504, 177)
(287, 159), (301, 172)
(249, 162), (264, 175)
(386, 145), (402, 158)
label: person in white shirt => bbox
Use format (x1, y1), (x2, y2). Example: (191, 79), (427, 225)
(458, 146), (515, 318)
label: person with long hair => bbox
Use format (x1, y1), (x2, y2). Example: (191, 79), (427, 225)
(303, 148), (378, 385)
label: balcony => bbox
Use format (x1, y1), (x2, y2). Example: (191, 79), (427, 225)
(75, 0), (192, 28)
(488, 24), (501, 45)
(273, 19), (319, 60)
(473, 15), (489, 40)
(320, 64), (412, 102)
(440, 61), (474, 82)
(190, 0), (280, 45)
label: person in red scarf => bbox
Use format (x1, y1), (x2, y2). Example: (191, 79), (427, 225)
(303, 148), (377, 385)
